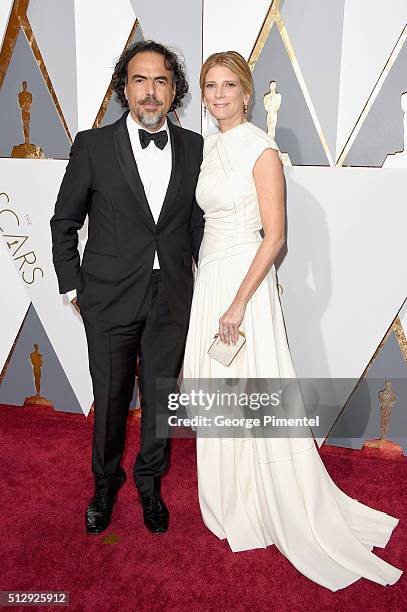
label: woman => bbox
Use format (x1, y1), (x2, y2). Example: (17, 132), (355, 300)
(182, 51), (402, 591)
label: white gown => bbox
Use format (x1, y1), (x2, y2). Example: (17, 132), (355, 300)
(182, 121), (403, 591)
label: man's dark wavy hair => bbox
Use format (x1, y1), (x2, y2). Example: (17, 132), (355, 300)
(112, 40), (189, 112)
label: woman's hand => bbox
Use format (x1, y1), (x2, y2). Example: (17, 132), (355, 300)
(219, 299), (246, 345)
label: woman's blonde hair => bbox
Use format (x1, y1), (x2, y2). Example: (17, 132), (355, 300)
(199, 51), (253, 99)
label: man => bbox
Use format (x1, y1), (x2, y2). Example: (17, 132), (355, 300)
(50, 41), (204, 535)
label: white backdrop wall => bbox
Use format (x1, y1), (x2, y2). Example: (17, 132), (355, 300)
(0, 1), (406, 447)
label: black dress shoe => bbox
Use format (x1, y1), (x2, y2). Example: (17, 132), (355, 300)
(86, 471), (127, 535)
(140, 493), (169, 534)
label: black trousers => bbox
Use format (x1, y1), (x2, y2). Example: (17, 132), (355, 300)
(83, 270), (188, 497)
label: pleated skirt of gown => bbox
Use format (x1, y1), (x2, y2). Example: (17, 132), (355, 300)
(182, 244), (403, 591)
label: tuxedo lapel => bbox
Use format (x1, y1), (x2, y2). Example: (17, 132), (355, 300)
(113, 111), (156, 229)
(157, 119), (184, 227)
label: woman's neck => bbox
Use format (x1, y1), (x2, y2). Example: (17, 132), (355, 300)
(218, 115), (247, 133)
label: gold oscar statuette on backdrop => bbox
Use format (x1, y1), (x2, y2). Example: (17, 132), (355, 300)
(264, 80), (291, 166)
(23, 344), (53, 406)
(11, 81), (45, 159)
(362, 380), (403, 457)
(383, 91), (407, 167)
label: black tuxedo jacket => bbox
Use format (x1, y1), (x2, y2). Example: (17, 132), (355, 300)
(50, 111), (204, 325)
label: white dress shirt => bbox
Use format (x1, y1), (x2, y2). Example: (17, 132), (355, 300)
(66, 113), (172, 303)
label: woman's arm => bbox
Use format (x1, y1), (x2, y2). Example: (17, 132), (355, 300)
(218, 147), (285, 344)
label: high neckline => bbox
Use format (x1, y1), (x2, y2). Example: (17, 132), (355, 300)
(219, 121), (250, 137)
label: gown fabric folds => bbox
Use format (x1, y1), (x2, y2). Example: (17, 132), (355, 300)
(182, 121), (402, 591)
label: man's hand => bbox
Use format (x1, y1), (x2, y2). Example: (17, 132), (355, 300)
(71, 297), (80, 313)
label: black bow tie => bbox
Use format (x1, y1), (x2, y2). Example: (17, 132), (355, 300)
(138, 129), (168, 150)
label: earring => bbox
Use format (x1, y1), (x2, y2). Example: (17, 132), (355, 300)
(204, 105), (207, 118)
(244, 103), (248, 116)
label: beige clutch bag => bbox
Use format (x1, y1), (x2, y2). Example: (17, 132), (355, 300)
(207, 330), (246, 367)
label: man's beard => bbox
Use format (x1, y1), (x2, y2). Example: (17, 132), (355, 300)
(138, 109), (165, 129)
(136, 96), (165, 129)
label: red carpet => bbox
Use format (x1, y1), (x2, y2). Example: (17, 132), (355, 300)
(0, 404), (405, 611)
